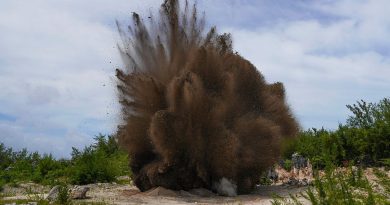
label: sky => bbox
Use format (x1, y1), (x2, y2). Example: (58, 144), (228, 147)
(0, 0), (389, 158)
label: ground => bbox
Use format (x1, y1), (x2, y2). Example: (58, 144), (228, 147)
(1, 167), (388, 205)
(1, 183), (309, 205)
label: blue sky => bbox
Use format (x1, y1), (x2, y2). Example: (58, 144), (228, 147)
(1, 0), (389, 158)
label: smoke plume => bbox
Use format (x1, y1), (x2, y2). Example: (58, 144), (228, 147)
(115, 0), (299, 195)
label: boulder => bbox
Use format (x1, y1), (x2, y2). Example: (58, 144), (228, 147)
(71, 186), (90, 199)
(45, 185), (60, 201)
(291, 153), (308, 169)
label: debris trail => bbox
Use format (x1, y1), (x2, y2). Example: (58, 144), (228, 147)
(116, 0), (299, 195)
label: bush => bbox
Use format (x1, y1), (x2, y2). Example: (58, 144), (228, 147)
(69, 134), (129, 185)
(56, 184), (72, 205)
(0, 178), (5, 192)
(282, 159), (292, 171)
(283, 98), (390, 167)
(272, 164), (388, 205)
(32, 154), (70, 185)
(0, 134), (130, 186)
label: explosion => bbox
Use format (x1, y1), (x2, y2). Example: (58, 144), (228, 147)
(115, 0), (299, 195)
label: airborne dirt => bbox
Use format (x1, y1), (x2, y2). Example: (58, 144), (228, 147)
(116, 0), (299, 195)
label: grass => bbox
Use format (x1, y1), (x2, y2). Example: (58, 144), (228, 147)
(271, 165), (390, 205)
(373, 168), (390, 195)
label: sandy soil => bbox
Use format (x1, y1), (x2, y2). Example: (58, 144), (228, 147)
(2, 183), (309, 205)
(81, 184), (309, 205)
(8, 166), (389, 204)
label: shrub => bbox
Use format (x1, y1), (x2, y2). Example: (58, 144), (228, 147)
(32, 154), (69, 185)
(0, 178), (5, 192)
(282, 159), (292, 171)
(0, 134), (130, 186)
(56, 184), (72, 205)
(69, 134), (129, 185)
(272, 165), (388, 205)
(283, 98), (390, 167)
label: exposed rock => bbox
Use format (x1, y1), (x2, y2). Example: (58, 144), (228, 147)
(71, 185), (90, 199)
(300, 178), (309, 186)
(292, 153), (308, 169)
(275, 165), (291, 183)
(116, 175), (130, 181)
(287, 178), (299, 186)
(267, 167), (279, 182)
(45, 185), (60, 201)
(273, 154), (313, 187)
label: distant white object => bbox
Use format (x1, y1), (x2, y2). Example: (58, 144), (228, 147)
(213, 178), (237, 197)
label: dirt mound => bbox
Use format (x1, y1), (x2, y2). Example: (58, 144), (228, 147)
(143, 186), (178, 197)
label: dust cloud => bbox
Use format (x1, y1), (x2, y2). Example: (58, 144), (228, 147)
(115, 0), (299, 195)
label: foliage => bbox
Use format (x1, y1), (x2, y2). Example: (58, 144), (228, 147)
(56, 184), (72, 205)
(373, 168), (390, 194)
(274, 98), (390, 204)
(272, 165), (389, 205)
(282, 98), (390, 168)
(380, 158), (390, 169)
(0, 134), (129, 187)
(0, 178), (4, 192)
(69, 134), (129, 184)
(282, 159), (293, 171)
(259, 171), (273, 185)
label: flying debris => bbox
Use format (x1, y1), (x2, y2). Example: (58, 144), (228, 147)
(115, 0), (299, 195)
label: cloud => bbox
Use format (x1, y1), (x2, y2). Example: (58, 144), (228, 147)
(0, 0), (389, 157)
(0, 0), (132, 157)
(218, 0), (390, 128)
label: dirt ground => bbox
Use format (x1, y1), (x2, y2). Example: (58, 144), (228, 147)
(1, 182), (309, 205)
(4, 167), (387, 204)
(82, 184), (309, 205)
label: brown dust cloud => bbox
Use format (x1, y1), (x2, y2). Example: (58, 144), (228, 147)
(115, 0), (299, 196)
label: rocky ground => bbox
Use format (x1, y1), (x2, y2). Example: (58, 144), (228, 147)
(1, 182), (309, 205)
(1, 163), (388, 205)
(0, 161), (314, 205)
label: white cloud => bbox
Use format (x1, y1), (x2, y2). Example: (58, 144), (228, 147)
(220, 0), (390, 128)
(0, 0), (143, 157)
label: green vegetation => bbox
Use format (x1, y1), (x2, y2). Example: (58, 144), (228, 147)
(1, 98), (389, 205)
(69, 134), (130, 184)
(0, 134), (129, 189)
(275, 98), (390, 204)
(374, 168), (390, 194)
(56, 184), (72, 205)
(283, 98), (390, 168)
(272, 165), (389, 205)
